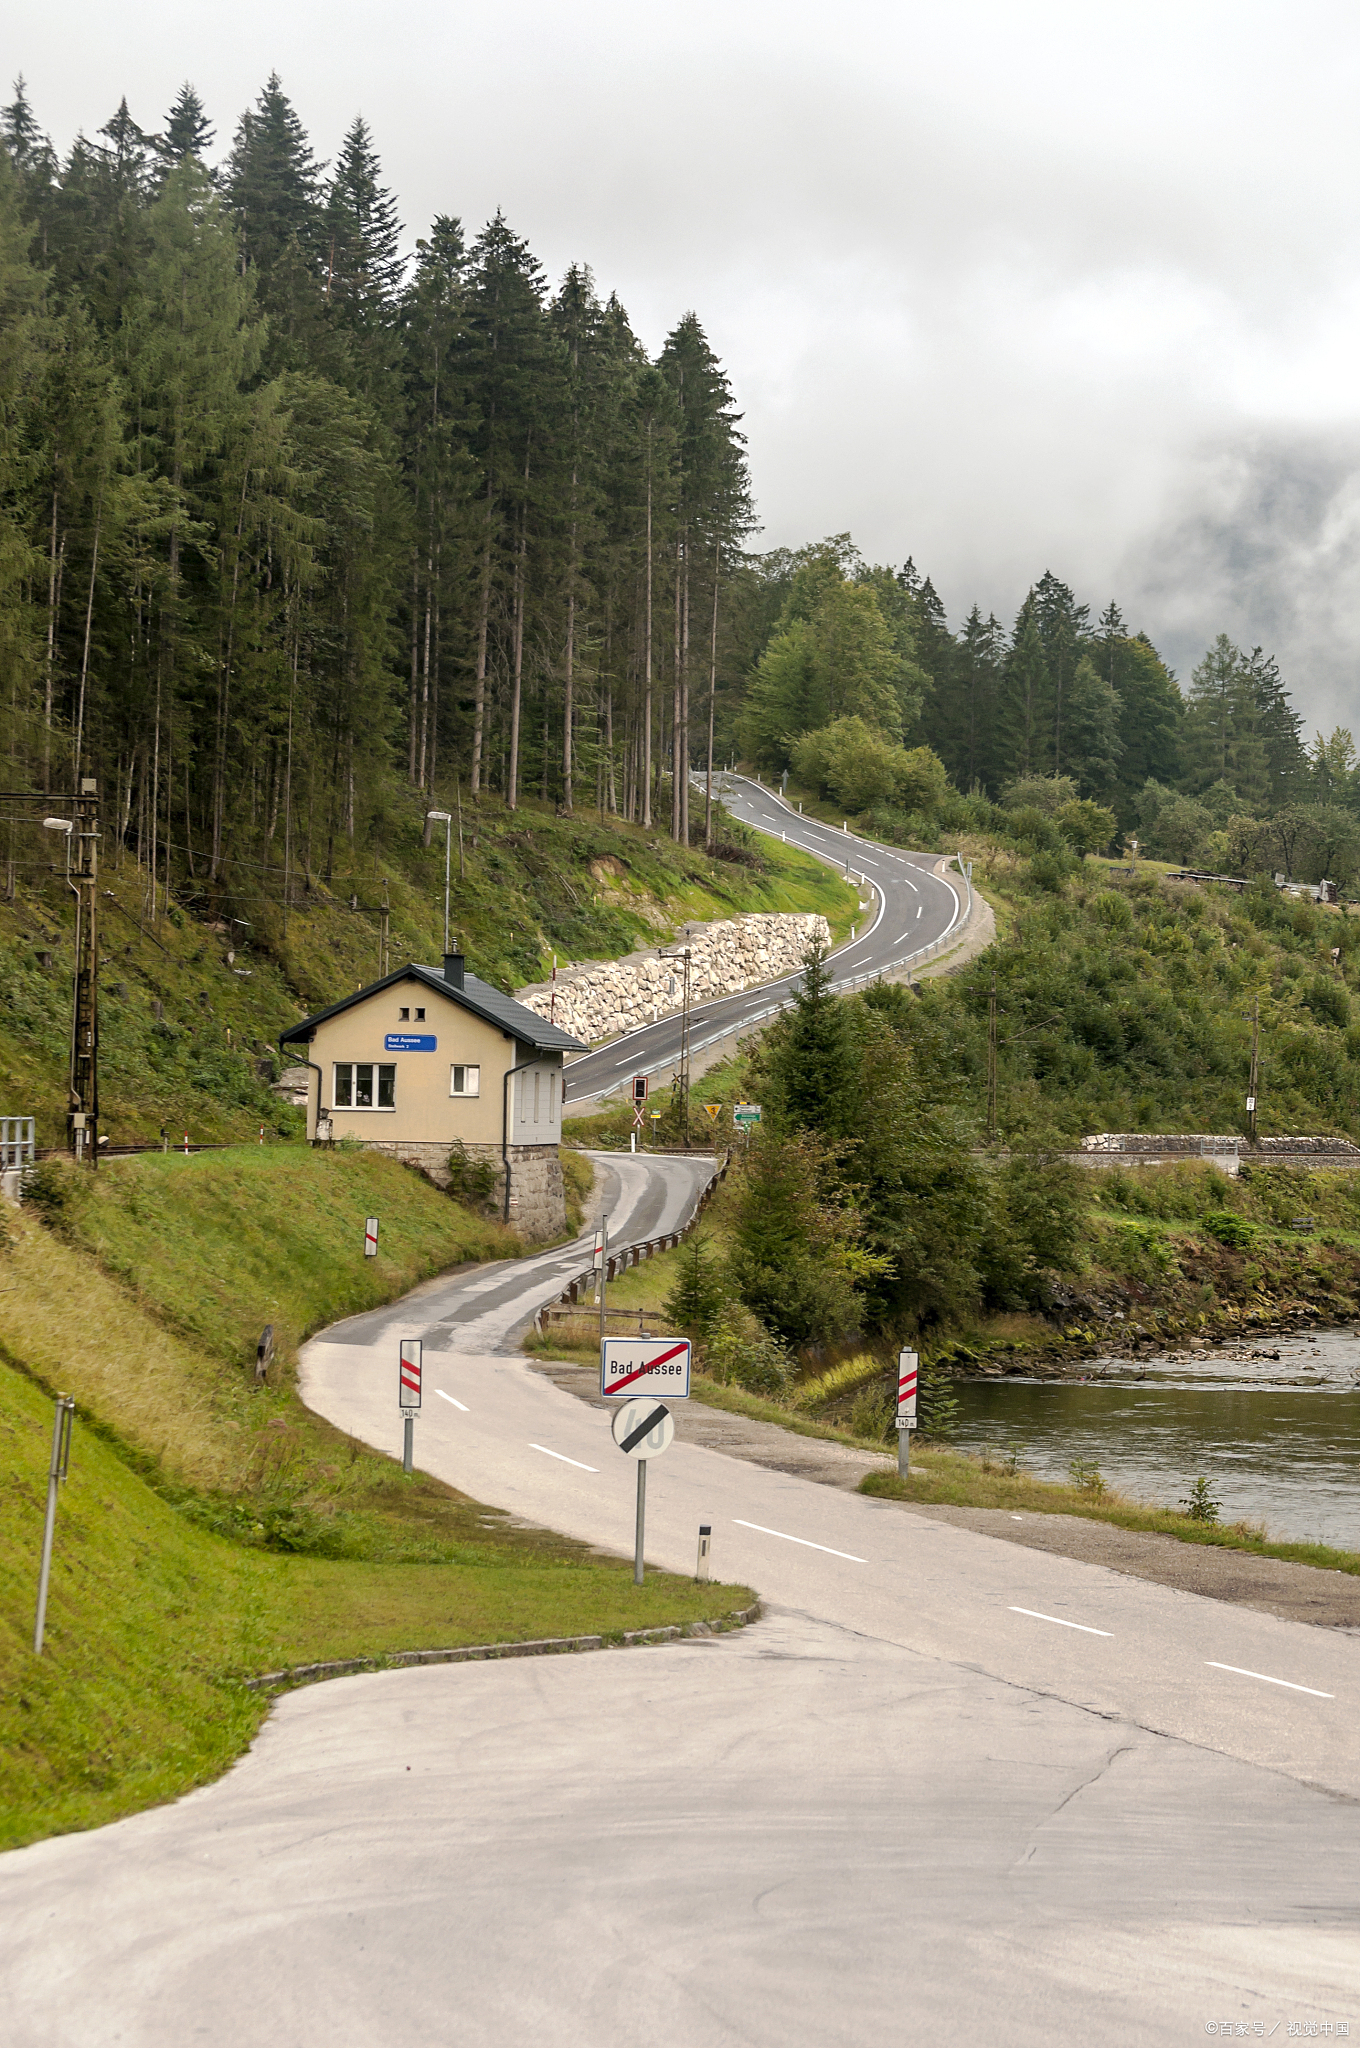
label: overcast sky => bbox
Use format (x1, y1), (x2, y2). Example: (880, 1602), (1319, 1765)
(15, 0), (1360, 731)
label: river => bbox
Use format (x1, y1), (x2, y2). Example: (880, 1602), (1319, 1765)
(952, 1326), (1360, 1550)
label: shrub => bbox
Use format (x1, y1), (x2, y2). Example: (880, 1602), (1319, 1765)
(1094, 890), (1133, 933)
(848, 1383), (895, 1440)
(1180, 1476), (1222, 1524)
(445, 1143), (498, 1212)
(918, 1362), (961, 1440)
(662, 1236), (729, 1340)
(1304, 976), (1350, 1030)
(704, 1302), (794, 1397)
(1068, 1456), (1107, 1498)
(1056, 800), (1118, 856)
(19, 1158), (83, 1232)
(1029, 850), (1075, 893)
(1201, 1210), (1257, 1249)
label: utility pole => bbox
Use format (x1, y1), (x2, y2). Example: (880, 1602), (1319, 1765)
(1247, 995), (1260, 1141)
(426, 809), (452, 954)
(987, 969), (999, 1145)
(660, 941), (693, 1147)
(69, 778), (99, 1166)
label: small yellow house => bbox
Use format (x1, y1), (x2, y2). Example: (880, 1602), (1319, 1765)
(280, 953), (585, 1241)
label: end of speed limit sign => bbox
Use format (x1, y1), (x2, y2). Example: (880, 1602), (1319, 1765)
(610, 1399), (674, 1459)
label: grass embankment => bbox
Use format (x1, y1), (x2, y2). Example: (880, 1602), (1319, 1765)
(0, 786), (856, 1147)
(857, 831), (1360, 1145)
(1, 1148), (751, 1851)
(525, 1166), (1360, 1576)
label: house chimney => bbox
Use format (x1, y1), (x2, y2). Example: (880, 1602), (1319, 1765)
(443, 952), (465, 989)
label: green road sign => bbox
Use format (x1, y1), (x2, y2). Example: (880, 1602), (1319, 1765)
(732, 1102), (762, 1128)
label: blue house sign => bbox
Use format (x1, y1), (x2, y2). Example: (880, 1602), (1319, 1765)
(385, 1034), (437, 1052)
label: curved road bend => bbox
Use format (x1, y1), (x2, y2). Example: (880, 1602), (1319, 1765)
(565, 773), (962, 1103)
(304, 1148), (718, 1363)
(4, 1146), (1360, 2042)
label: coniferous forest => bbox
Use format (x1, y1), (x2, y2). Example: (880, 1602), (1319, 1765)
(0, 71), (1353, 918)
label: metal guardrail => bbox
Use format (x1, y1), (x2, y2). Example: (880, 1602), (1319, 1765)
(532, 1154), (729, 1336)
(1, 1117), (35, 1169)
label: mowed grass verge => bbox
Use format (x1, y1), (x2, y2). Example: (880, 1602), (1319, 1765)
(1, 1148), (752, 1850)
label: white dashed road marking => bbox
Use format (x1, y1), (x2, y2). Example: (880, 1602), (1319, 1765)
(734, 1520), (866, 1563)
(1207, 1662), (1334, 1698)
(1010, 1606), (1114, 1637)
(530, 1444), (598, 1472)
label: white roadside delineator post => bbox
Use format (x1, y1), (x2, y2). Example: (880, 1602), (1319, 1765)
(399, 1339), (422, 1474)
(896, 1349), (919, 1478)
(364, 1216), (379, 1258)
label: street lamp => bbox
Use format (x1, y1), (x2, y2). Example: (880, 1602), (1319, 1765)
(426, 811), (452, 956)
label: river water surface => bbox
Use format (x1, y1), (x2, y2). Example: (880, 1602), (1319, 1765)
(952, 1327), (1360, 1549)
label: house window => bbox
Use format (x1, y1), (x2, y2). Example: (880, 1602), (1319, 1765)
(334, 1062), (396, 1110)
(415, 1007), (426, 1021)
(398, 1007), (410, 1022)
(450, 1065), (481, 1097)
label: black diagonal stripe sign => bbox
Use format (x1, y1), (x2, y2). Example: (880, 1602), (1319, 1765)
(621, 1404), (669, 1454)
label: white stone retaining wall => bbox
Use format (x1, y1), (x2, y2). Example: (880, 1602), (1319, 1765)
(520, 912), (830, 1045)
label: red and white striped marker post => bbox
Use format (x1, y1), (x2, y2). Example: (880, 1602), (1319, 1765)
(399, 1338), (422, 1474)
(896, 1349), (919, 1478)
(364, 1216), (379, 1259)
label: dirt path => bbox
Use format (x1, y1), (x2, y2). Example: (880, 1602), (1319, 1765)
(532, 1355), (1360, 1632)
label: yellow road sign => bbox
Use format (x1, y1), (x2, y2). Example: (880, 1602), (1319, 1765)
(704, 1103), (721, 1121)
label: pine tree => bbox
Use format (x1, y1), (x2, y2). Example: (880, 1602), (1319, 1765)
(1182, 635), (1267, 805)
(1033, 570), (1089, 775)
(1063, 656), (1123, 800)
(1245, 645), (1306, 806)
(226, 75), (325, 347)
(997, 595), (1049, 782)
(152, 85), (215, 178)
(324, 117), (404, 363)
(1, 76), (53, 178)
(658, 312), (751, 841)
(461, 212), (561, 806)
(766, 937), (857, 1140)
(401, 215), (475, 790)
(949, 604), (1005, 792)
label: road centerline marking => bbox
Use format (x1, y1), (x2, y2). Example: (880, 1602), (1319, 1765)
(734, 1519), (866, 1563)
(1010, 1606), (1113, 1637)
(530, 1443), (599, 1472)
(435, 1389), (469, 1412)
(1207, 1661), (1334, 1698)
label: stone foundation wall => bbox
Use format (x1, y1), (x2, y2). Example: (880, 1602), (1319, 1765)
(518, 911), (830, 1045)
(348, 1137), (566, 1244)
(502, 1143), (567, 1243)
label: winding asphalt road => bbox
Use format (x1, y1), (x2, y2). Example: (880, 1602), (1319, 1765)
(565, 774), (964, 1103)
(6, 1151), (1360, 2044)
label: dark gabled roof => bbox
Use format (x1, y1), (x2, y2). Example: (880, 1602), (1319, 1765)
(279, 962), (586, 1054)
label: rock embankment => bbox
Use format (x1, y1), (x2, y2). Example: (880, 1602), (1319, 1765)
(519, 912), (830, 1044)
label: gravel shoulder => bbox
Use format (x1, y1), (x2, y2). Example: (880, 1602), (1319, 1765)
(531, 1354), (1360, 1632)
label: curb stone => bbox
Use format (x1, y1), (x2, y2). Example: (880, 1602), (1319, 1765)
(243, 1601), (763, 1695)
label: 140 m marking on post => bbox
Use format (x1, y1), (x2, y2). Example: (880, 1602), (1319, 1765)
(600, 1337), (692, 1400)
